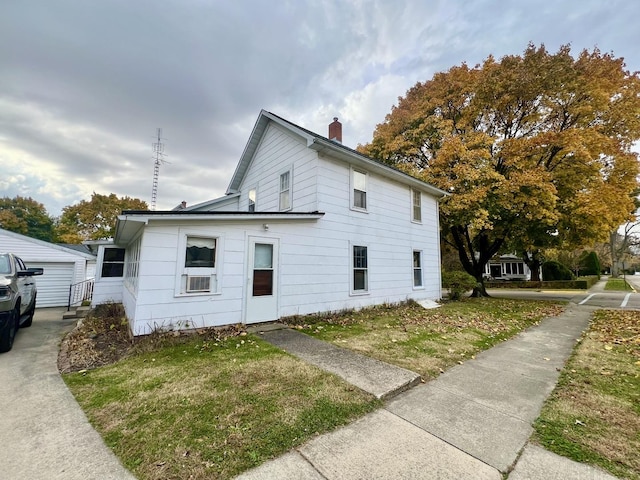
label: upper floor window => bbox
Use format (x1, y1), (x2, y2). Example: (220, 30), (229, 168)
(248, 188), (256, 212)
(101, 248), (125, 278)
(352, 169), (367, 210)
(279, 171), (291, 211)
(412, 189), (422, 222)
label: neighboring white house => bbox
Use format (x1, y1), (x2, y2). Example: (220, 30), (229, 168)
(0, 227), (96, 307)
(92, 111), (448, 336)
(484, 254), (534, 281)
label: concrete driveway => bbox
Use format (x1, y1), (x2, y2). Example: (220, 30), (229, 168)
(0, 307), (135, 480)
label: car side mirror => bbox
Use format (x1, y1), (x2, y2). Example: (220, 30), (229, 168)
(18, 268), (44, 277)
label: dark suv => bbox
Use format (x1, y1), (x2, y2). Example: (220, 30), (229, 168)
(0, 253), (43, 352)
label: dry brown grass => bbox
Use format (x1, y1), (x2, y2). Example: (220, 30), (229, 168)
(284, 298), (565, 379)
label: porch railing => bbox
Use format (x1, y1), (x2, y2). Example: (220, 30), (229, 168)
(67, 278), (95, 311)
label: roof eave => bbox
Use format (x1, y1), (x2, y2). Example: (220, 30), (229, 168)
(308, 138), (449, 199)
(114, 211), (325, 244)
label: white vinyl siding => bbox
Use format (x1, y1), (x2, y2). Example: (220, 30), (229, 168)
(238, 124), (318, 212)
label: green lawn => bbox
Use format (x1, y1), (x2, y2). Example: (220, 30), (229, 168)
(533, 309), (640, 479)
(64, 335), (379, 480)
(604, 278), (633, 291)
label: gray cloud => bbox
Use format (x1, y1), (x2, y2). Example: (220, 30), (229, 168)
(1, 0), (638, 216)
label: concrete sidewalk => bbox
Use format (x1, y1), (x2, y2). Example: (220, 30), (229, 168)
(252, 324), (420, 399)
(238, 305), (618, 479)
(0, 308), (135, 480)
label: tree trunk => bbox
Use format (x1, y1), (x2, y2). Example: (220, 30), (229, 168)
(610, 231), (619, 277)
(522, 250), (543, 282)
(470, 270), (490, 297)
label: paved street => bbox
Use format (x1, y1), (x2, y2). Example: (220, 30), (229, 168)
(489, 276), (640, 309)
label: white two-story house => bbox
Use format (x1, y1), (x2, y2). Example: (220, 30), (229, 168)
(91, 110), (447, 336)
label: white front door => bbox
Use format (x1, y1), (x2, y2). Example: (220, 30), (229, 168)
(245, 237), (279, 324)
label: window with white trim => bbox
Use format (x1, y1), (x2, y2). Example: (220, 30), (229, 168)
(248, 188), (256, 212)
(352, 169), (367, 210)
(413, 250), (423, 287)
(124, 237), (141, 293)
(504, 262), (524, 275)
(101, 248), (125, 278)
(352, 245), (368, 292)
(279, 171), (291, 211)
(412, 189), (422, 222)
(181, 236), (217, 294)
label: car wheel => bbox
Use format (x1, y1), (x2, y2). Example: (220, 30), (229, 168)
(0, 308), (19, 353)
(21, 295), (36, 328)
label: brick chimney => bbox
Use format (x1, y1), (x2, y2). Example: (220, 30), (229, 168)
(328, 117), (342, 143)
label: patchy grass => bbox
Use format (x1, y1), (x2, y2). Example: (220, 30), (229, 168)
(533, 309), (640, 479)
(64, 334), (379, 480)
(604, 278), (634, 291)
(283, 298), (564, 379)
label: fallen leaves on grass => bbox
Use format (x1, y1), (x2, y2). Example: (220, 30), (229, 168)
(589, 310), (640, 357)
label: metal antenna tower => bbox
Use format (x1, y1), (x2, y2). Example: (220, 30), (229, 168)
(150, 128), (168, 210)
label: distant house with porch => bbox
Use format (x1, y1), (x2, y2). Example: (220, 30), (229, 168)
(484, 254), (535, 281)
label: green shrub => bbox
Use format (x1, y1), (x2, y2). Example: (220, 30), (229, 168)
(579, 251), (601, 277)
(542, 261), (574, 281)
(442, 271), (477, 300)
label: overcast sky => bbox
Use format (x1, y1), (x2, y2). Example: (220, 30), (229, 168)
(2, 0), (639, 216)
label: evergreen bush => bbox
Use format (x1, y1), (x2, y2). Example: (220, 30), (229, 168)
(442, 271), (477, 300)
(542, 261), (575, 281)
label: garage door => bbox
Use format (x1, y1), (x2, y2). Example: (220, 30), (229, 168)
(27, 262), (75, 307)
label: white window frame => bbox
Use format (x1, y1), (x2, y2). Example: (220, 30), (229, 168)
(351, 168), (368, 212)
(248, 187), (257, 212)
(279, 169), (292, 211)
(124, 235), (142, 295)
(175, 230), (223, 296)
(412, 249), (423, 289)
(411, 189), (422, 223)
(100, 247), (126, 279)
(351, 243), (369, 295)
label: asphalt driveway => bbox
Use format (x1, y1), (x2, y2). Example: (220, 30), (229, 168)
(0, 307), (135, 480)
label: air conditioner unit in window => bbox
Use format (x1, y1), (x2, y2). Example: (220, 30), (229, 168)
(186, 275), (211, 293)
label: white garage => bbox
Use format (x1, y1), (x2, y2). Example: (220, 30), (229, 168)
(26, 262), (75, 307)
(0, 228), (96, 307)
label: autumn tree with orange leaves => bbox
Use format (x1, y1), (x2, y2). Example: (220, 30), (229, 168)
(360, 44), (640, 295)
